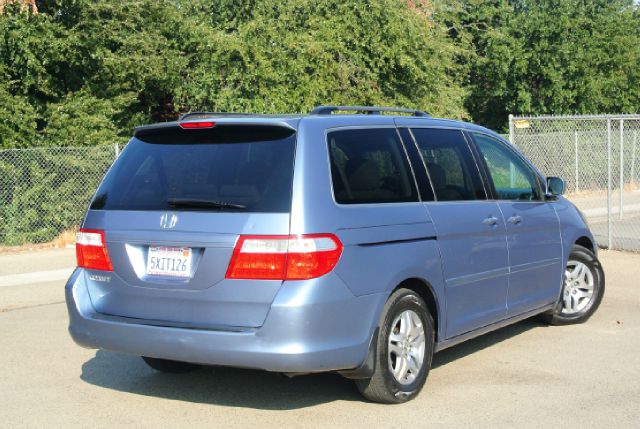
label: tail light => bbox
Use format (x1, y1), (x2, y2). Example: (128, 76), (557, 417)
(226, 234), (343, 280)
(76, 229), (113, 271)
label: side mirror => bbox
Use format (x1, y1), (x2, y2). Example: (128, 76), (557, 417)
(546, 176), (566, 197)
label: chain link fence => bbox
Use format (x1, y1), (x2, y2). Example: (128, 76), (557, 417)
(509, 114), (640, 252)
(0, 145), (120, 246)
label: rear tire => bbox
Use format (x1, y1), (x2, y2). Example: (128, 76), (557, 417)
(540, 244), (605, 325)
(142, 356), (201, 373)
(355, 288), (434, 404)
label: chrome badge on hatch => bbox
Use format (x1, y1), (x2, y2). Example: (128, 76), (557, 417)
(159, 213), (178, 229)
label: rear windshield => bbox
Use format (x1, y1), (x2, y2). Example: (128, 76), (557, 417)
(90, 126), (296, 212)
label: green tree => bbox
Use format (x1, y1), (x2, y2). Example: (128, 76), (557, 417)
(0, 79), (39, 148)
(0, 0), (191, 148)
(43, 89), (135, 146)
(457, 0), (640, 131)
(174, 0), (468, 118)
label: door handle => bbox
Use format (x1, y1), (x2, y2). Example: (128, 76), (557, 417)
(482, 216), (499, 226)
(507, 215), (522, 224)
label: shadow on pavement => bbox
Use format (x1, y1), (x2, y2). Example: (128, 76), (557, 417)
(80, 318), (547, 409)
(433, 318), (547, 368)
(81, 351), (361, 410)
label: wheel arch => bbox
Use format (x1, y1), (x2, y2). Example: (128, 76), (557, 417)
(341, 276), (442, 380)
(575, 236), (595, 253)
(392, 277), (441, 343)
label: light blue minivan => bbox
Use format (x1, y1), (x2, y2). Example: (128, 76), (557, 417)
(66, 106), (604, 403)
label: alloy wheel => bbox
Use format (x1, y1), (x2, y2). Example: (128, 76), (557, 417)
(561, 260), (595, 314)
(388, 310), (426, 385)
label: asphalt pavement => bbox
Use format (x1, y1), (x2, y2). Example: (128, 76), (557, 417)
(0, 248), (638, 428)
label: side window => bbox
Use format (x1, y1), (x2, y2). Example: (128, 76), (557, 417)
(471, 133), (543, 201)
(411, 128), (486, 201)
(328, 128), (419, 204)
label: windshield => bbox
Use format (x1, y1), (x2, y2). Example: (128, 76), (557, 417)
(91, 127), (296, 213)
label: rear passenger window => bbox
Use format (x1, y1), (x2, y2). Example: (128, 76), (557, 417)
(328, 128), (418, 204)
(411, 128), (486, 201)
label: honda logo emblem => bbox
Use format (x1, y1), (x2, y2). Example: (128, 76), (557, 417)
(159, 213), (178, 229)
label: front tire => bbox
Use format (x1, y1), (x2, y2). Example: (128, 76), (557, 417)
(356, 288), (434, 404)
(541, 244), (605, 325)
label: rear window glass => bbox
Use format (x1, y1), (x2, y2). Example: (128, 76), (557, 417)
(90, 126), (296, 212)
(328, 128), (418, 204)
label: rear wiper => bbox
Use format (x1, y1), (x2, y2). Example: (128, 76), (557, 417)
(167, 198), (246, 210)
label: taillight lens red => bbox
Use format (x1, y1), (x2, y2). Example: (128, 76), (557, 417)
(179, 121), (216, 129)
(225, 234), (343, 280)
(76, 229), (113, 271)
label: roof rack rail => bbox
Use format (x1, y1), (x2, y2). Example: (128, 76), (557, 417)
(309, 105), (430, 117)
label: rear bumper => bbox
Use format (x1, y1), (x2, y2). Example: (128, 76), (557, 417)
(65, 269), (384, 373)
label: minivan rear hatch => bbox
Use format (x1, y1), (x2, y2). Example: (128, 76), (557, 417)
(81, 120), (297, 329)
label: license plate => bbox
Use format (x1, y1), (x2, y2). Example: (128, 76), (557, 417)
(146, 246), (192, 278)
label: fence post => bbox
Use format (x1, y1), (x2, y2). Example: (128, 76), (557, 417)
(114, 143), (120, 159)
(632, 130), (637, 186)
(607, 119), (612, 249)
(508, 114), (514, 144)
(574, 130), (579, 193)
(619, 119), (624, 219)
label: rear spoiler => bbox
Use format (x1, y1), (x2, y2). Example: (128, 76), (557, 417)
(133, 119), (297, 144)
